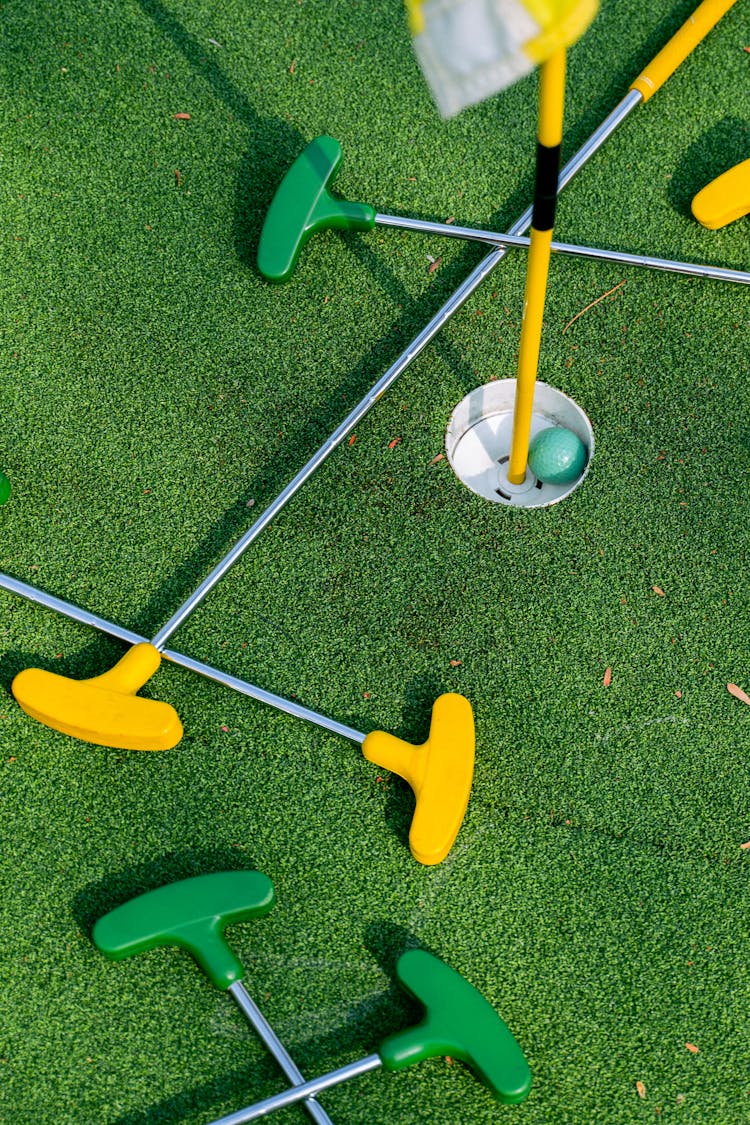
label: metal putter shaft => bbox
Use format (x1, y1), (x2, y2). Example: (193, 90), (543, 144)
(259, 3), (741, 290)
(4, 2), (738, 762)
(205, 948), (532, 1125)
(93, 872), (335, 1125)
(373, 212), (750, 286)
(0, 573), (362, 743)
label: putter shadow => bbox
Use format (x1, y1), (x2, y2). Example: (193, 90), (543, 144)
(362, 922), (441, 1049)
(134, 0), (306, 274)
(88, 865), (422, 1125)
(71, 848), (267, 935)
(667, 116), (750, 219)
(364, 920), (439, 973)
(105, 946), (412, 1125)
(110, 1069), (270, 1125)
(124, 293), (464, 633)
(0, 638), (130, 698)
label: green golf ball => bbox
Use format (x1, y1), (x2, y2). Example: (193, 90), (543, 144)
(0, 472), (10, 506)
(528, 426), (587, 485)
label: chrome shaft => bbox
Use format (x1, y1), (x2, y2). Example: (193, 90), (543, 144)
(148, 249), (504, 650)
(374, 214), (750, 286)
(206, 1055), (383, 1125)
(228, 982), (334, 1125)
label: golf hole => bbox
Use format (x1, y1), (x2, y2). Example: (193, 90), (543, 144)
(445, 379), (594, 508)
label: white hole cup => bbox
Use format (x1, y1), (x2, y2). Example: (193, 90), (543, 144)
(445, 379), (594, 508)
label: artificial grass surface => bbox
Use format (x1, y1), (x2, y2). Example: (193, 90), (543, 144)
(1, 0), (749, 1121)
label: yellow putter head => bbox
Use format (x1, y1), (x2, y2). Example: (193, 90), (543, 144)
(692, 159), (750, 230)
(362, 693), (475, 866)
(523, 0), (600, 64)
(12, 643), (183, 751)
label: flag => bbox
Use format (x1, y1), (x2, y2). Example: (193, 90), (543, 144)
(408, 0), (598, 118)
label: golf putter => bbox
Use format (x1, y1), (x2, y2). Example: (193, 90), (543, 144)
(692, 157), (750, 229)
(258, 134), (750, 287)
(3, 572), (473, 866)
(93, 871), (335, 1125)
(0, 471), (10, 506)
(204, 947), (531, 1125)
(13, 641), (183, 751)
(12, 622), (474, 863)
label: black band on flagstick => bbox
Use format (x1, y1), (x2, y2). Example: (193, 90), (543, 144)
(531, 141), (562, 232)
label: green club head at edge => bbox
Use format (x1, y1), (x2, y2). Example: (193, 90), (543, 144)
(378, 949), (532, 1104)
(0, 472), (11, 505)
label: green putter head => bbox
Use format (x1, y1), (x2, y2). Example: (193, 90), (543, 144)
(362, 693), (475, 866)
(0, 472), (10, 505)
(93, 871), (276, 990)
(379, 949), (531, 1105)
(258, 135), (376, 283)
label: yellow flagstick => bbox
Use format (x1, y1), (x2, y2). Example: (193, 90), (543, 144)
(507, 46), (567, 485)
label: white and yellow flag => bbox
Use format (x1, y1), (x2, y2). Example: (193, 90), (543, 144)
(407, 0), (597, 117)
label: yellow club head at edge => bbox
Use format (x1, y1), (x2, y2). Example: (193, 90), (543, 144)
(692, 159), (750, 230)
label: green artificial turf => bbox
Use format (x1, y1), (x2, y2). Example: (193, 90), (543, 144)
(1, 1), (749, 1122)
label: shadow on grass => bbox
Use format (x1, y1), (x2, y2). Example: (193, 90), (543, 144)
(102, 963), (409, 1125)
(111, 1076), (262, 1125)
(72, 847), (267, 934)
(129, 0), (729, 647)
(101, 981), (410, 1125)
(558, 0), (714, 175)
(74, 854), (287, 1124)
(0, 635), (464, 866)
(0, 636), (133, 698)
(667, 116), (749, 220)
(3, 0), (683, 773)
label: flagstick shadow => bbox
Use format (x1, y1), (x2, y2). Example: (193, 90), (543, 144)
(5, 0), (670, 672)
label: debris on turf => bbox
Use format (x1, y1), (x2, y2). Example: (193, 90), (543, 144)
(562, 280), (625, 333)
